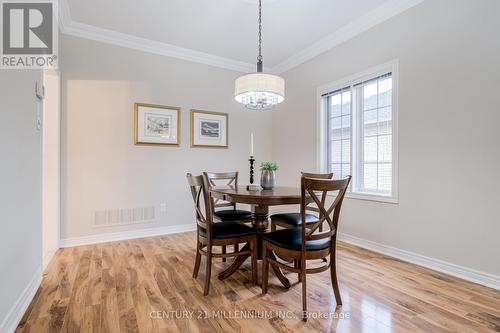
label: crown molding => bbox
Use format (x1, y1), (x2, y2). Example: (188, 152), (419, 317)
(272, 0), (424, 74)
(60, 21), (256, 73)
(57, 0), (255, 73)
(58, 0), (424, 74)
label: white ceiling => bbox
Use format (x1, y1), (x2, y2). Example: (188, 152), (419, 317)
(61, 0), (423, 73)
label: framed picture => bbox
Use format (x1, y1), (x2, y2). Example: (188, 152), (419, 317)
(134, 103), (180, 146)
(190, 109), (228, 148)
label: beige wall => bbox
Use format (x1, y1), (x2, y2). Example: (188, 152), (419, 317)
(0, 70), (43, 331)
(42, 70), (61, 268)
(60, 35), (273, 240)
(272, 0), (500, 276)
(60, 0), (500, 277)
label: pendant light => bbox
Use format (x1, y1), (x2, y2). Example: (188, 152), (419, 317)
(235, 0), (285, 110)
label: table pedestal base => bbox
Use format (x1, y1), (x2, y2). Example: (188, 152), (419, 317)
(217, 204), (290, 288)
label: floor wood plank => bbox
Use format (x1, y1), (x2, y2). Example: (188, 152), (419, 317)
(16, 232), (500, 333)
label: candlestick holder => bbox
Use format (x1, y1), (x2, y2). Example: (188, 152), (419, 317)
(249, 156), (255, 184)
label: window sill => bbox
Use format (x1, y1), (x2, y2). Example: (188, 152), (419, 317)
(345, 192), (398, 204)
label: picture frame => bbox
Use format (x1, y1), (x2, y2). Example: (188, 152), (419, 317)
(190, 109), (228, 148)
(134, 103), (180, 146)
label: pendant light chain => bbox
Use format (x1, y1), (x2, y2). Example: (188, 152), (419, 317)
(234, 0), (285, 109)
(258, 0), (262, 61)
(257, 0), (263, 71)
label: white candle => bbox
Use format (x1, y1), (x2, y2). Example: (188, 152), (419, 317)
(250, 132), (254, 157)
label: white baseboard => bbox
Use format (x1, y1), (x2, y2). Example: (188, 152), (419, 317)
(0, 265), (43, 333)
(59, 224), (196, 248)
(338, 232), (500, 291)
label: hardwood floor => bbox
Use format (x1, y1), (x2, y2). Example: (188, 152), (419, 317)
(16, 231), (500, 333)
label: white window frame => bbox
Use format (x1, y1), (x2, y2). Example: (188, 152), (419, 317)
(316, 60), (399, 204)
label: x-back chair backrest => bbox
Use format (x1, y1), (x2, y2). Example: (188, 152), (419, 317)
(301, 172), (333, 218)
(300, 176), (351, 245)
(187, 173), (214, 239)
(204, 172), (239, 210)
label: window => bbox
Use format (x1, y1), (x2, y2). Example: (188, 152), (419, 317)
(318, 62), (398, 203)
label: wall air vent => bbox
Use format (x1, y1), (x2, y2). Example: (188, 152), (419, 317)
(94, 206), (156, 227)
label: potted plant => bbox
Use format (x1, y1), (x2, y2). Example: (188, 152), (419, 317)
(260, 161), (278, 190)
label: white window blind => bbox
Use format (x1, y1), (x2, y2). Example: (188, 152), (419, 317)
(320, 64), (397, 202)
(357, 74), (393, 194)
(326, 87), (351, 179)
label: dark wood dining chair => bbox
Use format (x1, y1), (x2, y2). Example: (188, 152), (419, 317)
(205, 171), (253, 261)
(270, 172), (333, 232)
(204, 171), (253, 222)
(262, 175), (351, 321)
(187, 173), (257, 296)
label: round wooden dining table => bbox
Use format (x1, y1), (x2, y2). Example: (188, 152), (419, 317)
(210, 185), (305, 288)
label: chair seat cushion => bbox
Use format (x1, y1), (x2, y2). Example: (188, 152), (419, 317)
(262, 229), (330, 251)
(214, 209), (252, 222)
(200, 221), (255, 240)
(270, 212), (318, 226)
